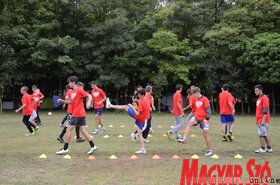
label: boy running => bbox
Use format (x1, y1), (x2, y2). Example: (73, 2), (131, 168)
(219, 84), (235, 141)
(106, 88), (150, 154)
(15, 86), (39, 136)
(89, 81), (107, 135)
(32, 85), (44, 125)
(166, 84), (184, 140)
(254, 85), (272, 153)
(178, 87), (213, 156)
(56, 76), (97, 155)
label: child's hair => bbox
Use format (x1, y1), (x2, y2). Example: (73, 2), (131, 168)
(67, 76), (79, 83)
(146, 85), (152, 92)
(138, 88), (146, 96)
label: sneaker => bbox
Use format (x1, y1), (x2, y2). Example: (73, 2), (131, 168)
(56, 148), (69, 155)
(91, 129), (98, 135)
(131, 133), (136, 143)
(76, 138), (86, 142)
(106, 98), (111, 109)
(135, 148), (146, 154)
(255, 148), (266, 153)
(87, 146), (97, 154)
(57, 137), (64, 143)
(101, 127), (106, 134)
(204, 150), (213, 156)
(25, 133), (35, 136)
(178, 137), (187, 144)
(222, 136), (228, 142)
(144, 139), (150, 143)
(227, 134), (233, 142)
(266, 148), (272, 153)
(59, 123), (64, 128)
(35, 126), (40, 131)
(166, 131), (172, 141)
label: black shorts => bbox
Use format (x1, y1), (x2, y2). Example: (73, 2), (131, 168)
(68, 117), (86, 126)
(94, 108), (103, 116)
(22, 115), (31, 123)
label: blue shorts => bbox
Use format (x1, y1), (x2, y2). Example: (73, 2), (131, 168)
(128, 107), (147, 131)
(68, 117), (86, 126)
(94, 108), (103, 116)
(220, 114), (235, 124)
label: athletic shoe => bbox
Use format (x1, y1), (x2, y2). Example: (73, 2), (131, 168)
(135, 148), (146, 154)
(59, 123), (64, 128)
(87, 146), (97, 155)
(56, 148), (69, 155)
(25, 132), (35, 136)
(76, 138), (86, 142)
(57, 137), (64, 143)
(227, 134), (233, 142)
(166, 131), (172, 140)
(204, 150), (213, 156)
(255, 148), (266, 153)
(101, 127), (106, 134)
(178, 137), (187, 144)
(222, 136), (228, 142)
(91, 129), (98, 135)
(131, 133), (136, 143)
(106, 98), (111, 109)
(266, 148), (272, 153)
(144, 139), (150, 143)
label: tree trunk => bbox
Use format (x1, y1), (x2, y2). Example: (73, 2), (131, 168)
(211, 95), (215, 113)
(157, 98), (161, 113)
(116, 88), (119, 105)
(0, 91), (2, 113)
(272, 87), (275, 116)
(241, 101), (244, 115)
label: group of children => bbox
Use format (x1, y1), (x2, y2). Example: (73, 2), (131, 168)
(16, 76), (272, 156)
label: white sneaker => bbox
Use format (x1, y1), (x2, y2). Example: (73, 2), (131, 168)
(131, 133), (136, 142)
(144, 139), (150, 143)
(87, 146), (97, 154)
(101, 127), (106, 134)
(106, 98), (111, 109)
(255, 148), (266, 153)
(204, 150), (213, 156)
(135, 148), (146, 154)
(91, 129), (98, 135)
(56, 148), (69, 155)
(266, 148), (272, 153)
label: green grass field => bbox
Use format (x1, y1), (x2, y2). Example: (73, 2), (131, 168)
(0, 111), (279, 185)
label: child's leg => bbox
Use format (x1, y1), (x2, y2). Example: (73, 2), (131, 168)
(203, 130), (212, 150)
(109, 104), (129, 111)
(137, 127), (145, 149)
(182, 118), (196, 138)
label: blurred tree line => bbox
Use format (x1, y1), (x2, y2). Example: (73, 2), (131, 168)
(0, 0), (279, 114)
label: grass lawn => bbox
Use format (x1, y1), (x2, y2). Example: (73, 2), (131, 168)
(0, 111), (279, 185)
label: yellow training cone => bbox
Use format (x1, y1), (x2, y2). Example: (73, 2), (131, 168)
(234, 154), (243, 159)
(63, 155), (71, 159)
(109, 125), (114, 128)
(90, 135), (93, 138)
(162, 134), (167, 137)
(158, 125), (163, 128)
(103, 135), (109, 138)
(39, 154), (47, 159)
(120, 125), (125, 128)
(211, 154), (219, 159)
(152, 155), (161, 160)
(130, 155), (138, 160)
(118, 135), (124, 138)
(87, 155), (96, 160)
(73, 136), (77, 139)
(190, 134), (196, 138)
(134, 125), (137, 128)
(98, 125), (102, 128)
(109, 155), (118, 160)
(170, 125), (174, 128)
(172, 155), (180, 160)
(191, 154), (199, 159)
(85, 125), (88, 128)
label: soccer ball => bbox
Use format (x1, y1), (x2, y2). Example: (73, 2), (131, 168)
(48, 112), (52, 116)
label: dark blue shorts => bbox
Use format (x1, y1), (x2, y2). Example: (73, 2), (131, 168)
(220, 114), (235, 124)
(69, 117), (86, 126)
(94, 108), (103, 116)
(128, 107), (147, 131)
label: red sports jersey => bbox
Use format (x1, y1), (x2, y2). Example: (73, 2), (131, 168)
(229, 93), (236, 105)
(134, 98), (150, 124)
(219, 91), (234, 114)
(65, 89), (73, 114)
(91, 88), (106, 109)
(31, 94), (40, 111)
(194, 96), (210, 121)
(22, 93), (34, 115)
(71, 88), (89, 117)
(256, 95), (270, 124)
(189, 95), (196, 113)
(37, 90), (44, 106)
(145, 93), (153, 112)
(172, 91), (182, 116)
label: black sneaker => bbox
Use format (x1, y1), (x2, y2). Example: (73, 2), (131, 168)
(222, 136), (228, 142)
(227, 134), (233, 142)
(76, 138), (86, 142)
(57, 137), (64, 143)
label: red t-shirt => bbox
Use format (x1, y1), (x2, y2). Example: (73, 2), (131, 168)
(189, 95), (196, 113)
(35, 90), (44, 106)
(91, 88), (106, 109)
(256, 95), (270, 124)
(22, 93), (34, 115)
(172, 91), (182, 116)
(134, 98), (150, 124)
(219, 91), (234, 114)
(65, 89), (73, 114)
(229, 93), (236, 105)
(145, 93), (153, 112)
(31, 94), (40, 111)
(194, 96), (210, 121)
(71, 88), (89, 117)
